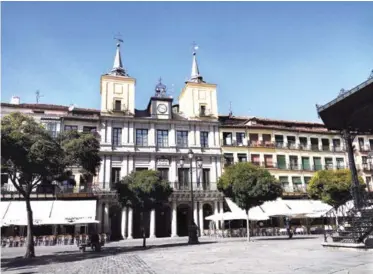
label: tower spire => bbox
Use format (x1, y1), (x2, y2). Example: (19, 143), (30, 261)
(187, 42), (205, 83)
(110, 36), (127, 76)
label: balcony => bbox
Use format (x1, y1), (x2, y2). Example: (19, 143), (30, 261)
(322, 145), (331, 152)
(174, 182), (189, 191)
(293, 184), (307, 193)
(332, 146), (345, 152)
(310, 144), (320, 151)
(287, 142), (297, 150)
(173, 182), (212, 191)
(361, 163), (373, 172)
(275, 141), (285, 149)
(221, 139), (236, 147)
(359, 145), (372, 153)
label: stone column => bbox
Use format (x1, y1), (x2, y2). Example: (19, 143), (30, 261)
(149, 209), (156, 238)
(219, 201), (224, 230)
(193, 202), (198, 227)
(198, 202), (204, 236)
(171, 201), (177, 237)
(104, 203), (110, 233)
(214, 200), (219, 229)
(127, 208), (133, 239)
(121, 207), (127, 239)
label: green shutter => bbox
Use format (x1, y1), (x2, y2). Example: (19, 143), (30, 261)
(314, 157), (322, 170)
(277, 155), (286, 169)
(302, 157), (310, 170)
(292, 177), (302, 185)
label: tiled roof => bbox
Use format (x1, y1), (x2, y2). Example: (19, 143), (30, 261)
(1, 103), (100, 113)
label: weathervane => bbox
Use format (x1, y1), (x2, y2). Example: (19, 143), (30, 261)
(36, 90), (44, 104)
(114, 32), (124, 45)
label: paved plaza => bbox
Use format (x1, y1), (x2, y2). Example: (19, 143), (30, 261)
(1, 236), (372, 274)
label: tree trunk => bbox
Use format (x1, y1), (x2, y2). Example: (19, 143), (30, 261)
(25, 197), (35, 258)
(246, 209), (250, 242)
(141, 212), (146, 248)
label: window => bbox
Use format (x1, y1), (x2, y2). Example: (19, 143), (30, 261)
(45, 122), (58, 138)
(313, 157), (322, 171)
(222, 132), (233, 146)
(369, 139), (373, 151)
(83, 126), (97, 133)
(336, 158), (345, 169)
(289, 156), (298, 170)
(200, 131), (209, 148)
(279, 176), (290, 192)
(157, 130), (168, 147)
(277, 155), (286, 169)
(112, 128), (122, 146)
(249, 133), (259, 146)
(236, 132), (245, 145)
(275, 135), (284, 148)
(302, 157), (311, 170)
(136, 129), (148, 146)
(321, 139), (330, 151)
(358, 137), (365, 151)
(200, 105), (206, 116)
(111, 168), (121, 186)
(64, 125), (78, 131)
(362, 156), (368, 164)
(263, 134), (272, 146)
(178, 168), (189, 190)
(299, 137), (308, 149)
(310, 138), (319, 151)
(292, 177), (303, 192)
(114, 100), (121, 111)
(333, 139), (341, 151)
(158, 168), (169, 181)
(238, 154), (247, 162)
(224, 153), (234, 167)
(202, 169), (210, 190)
(264, 155), (273, 168)
(304, 176), (312, 185)
(325, 158), (333, 170)
(287, 136), (296, 149)
(251, 154), (260, 166)
(177, 131), (188, 147)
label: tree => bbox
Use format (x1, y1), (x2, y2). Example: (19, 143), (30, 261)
(116, 170), (173, 247)
(1, 112), (101, 258)
(307, 169), (365, 224)
(217, 162), (282, 241)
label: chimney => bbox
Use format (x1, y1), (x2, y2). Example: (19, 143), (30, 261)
(10, 96), (20, 105)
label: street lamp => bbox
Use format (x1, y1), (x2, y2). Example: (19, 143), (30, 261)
(179, 149), (200, 244)
(367, 152), (373, 192)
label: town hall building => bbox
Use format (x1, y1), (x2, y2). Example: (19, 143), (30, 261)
(98, 42), (225, 238)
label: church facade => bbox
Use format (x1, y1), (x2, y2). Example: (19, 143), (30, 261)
(98, 42), (224, 238)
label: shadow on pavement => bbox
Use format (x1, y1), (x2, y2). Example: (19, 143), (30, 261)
(1, 241), (216, 272)
(254, 236), (319, 241)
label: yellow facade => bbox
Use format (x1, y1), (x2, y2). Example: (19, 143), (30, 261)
(100, 75), (136, 115)
(178, 82), (218, 119)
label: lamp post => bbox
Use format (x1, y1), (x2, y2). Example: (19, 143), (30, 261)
(179, 149), (201, 244)
(367, 152), (373, 192)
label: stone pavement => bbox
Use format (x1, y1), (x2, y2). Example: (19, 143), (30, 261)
(1, 236), (373, 274)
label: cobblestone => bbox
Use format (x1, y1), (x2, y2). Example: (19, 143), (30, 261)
(1, 236), (373, 274)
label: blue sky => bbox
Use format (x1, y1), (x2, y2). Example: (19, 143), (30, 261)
(2, 2), (373, 122)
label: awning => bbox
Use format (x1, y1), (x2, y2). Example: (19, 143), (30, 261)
(50, 200), (98, 224)
(1, 201), (54, 226)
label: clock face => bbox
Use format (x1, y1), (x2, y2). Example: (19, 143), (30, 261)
(157, 104), (167, 114)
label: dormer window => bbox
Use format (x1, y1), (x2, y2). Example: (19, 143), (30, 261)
(114, 100), (121, 111)
(200, 105), (206, 116)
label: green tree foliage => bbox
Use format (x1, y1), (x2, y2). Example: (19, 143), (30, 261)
(217, 162), (282, 240)
(116, 170), (173, 247)
(307, 169), (365, 209)
(1, 112), (101, 258)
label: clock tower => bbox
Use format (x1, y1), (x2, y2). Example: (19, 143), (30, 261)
(149, 78), (173, 120)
